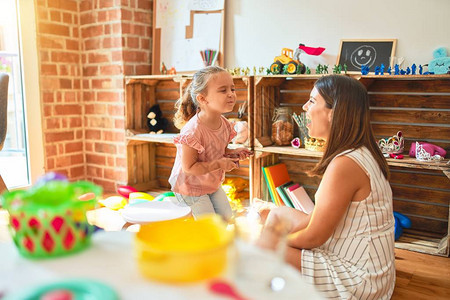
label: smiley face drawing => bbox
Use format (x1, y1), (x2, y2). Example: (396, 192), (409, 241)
(350, 45), (377, 69)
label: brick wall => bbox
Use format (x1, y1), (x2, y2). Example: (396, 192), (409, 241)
(35, 0), (84, 180)
(35, 0), (152, 192)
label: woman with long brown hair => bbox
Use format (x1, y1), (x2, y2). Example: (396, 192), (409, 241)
(261, 75), (395, 299)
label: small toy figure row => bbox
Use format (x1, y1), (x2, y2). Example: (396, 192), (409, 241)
(227, 67), (266, 76)
(315, 64), (349, 74)
(361, 63), (429, 76)
(332, 64), (348, 74)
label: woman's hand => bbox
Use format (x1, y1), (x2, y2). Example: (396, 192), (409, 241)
(256, 213), (292, 251)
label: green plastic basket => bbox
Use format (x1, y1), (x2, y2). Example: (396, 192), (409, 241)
(1, 181), (102, 259)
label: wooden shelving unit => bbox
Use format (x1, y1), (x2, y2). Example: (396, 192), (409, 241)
(250, 74), (450, 256)
(124, 75), (253, 192)
(124, 74), (450, 256)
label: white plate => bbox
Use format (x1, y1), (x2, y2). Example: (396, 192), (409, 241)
(120, 201), (191, 224)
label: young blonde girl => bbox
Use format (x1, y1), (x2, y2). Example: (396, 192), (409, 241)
(169, 66), (252, 220)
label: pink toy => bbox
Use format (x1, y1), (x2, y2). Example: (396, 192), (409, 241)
(117, 185), (138, 198)
(298, 44), (326, 56)
(41, 290), (73, 300)
(209, 280), (247, 300)
(409, 142), (446, 158)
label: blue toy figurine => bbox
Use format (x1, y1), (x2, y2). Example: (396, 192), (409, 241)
(374, 66), (380, 75)
(419, 65), (423, 75)
(394, 216), (403, 241)
(380, 64), (385, 75)
(406, 67), (411, 75)
(400, 69), (406, 75)
(393, 211), (412, 241)
(394, 64), (400, 75)
(387, 66), (392, 75)
(361, 65), (370, 75)
(411, 64), (417, 75)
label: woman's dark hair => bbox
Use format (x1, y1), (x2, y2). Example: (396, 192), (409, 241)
(173, 66), (226, 129)
(309, 75), (389, 179)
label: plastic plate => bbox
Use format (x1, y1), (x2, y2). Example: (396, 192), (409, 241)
(120, 200), (191, 224)
(5, 279), (118, 300)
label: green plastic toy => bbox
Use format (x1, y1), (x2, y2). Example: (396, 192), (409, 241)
(1, 180), (102, 259)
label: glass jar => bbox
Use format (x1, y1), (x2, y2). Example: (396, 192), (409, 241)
(271, 107), (294, 146)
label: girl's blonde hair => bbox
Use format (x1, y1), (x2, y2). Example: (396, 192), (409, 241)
(173, 66), (227, 129)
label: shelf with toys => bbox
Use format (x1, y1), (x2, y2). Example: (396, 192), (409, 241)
(250, 74), (450, 256)
(124, 72), (449, 256)
(254, 145), (449, 172)
(124, 75), (254, 192)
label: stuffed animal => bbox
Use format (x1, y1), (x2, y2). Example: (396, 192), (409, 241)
(428, 47), (450, 74)
(147, 104), (168, 134)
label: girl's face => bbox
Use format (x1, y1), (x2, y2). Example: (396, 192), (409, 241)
(302, 87), (333, 141)
(200, 72), (236, 114)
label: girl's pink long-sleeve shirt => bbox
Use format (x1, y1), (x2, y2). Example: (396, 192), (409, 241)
(169, 114), (236, 196)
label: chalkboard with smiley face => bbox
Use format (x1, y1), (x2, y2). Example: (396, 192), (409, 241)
(337, 39), (397, 73)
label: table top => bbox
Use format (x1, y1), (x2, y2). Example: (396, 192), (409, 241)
(0, 210), (322, 300)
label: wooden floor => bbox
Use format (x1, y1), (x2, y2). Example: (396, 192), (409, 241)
(392, 249), (450, 299)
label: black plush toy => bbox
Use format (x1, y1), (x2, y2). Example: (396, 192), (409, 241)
(147, 104), (168, 134)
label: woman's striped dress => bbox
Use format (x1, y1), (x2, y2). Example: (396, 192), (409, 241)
(301, 147), (396, 299)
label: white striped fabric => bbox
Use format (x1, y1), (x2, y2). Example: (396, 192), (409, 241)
(301, 147), (395, 299)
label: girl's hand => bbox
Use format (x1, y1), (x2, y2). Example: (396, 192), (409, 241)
(236, 148), (253, 160)
(218, 157), (239, 172)
(227, 148), (253, 160)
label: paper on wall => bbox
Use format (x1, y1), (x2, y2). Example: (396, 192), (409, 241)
(171, 38), (206, 72)
(155, 0), (191, 28)
(193, 13), (221, 49)
(189, 0), (224, 11)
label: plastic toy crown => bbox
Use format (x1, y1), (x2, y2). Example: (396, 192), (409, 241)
(415, 142), (444, 162)
(305, 138), (326, 152)
(378, 131), (404, 155)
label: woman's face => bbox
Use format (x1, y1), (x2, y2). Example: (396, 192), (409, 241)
(302, 87), (333, 140)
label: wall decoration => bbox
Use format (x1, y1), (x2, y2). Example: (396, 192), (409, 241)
(337, 39), (397, 73)
(152, 0), (225, 74)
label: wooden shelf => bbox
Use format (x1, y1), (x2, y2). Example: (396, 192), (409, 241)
(395, 229), (448, 256)
(126, 133), (177, 145)
(126, 132), (250, 149)
(255, 146), (449, 172)
(254, 146), (323, 158)
(357, 74), (450, 80)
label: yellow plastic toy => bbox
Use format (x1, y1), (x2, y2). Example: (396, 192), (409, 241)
(270, 48), (305, 75)
(134, 214), (234, 283)
(222, 177), (249, 212)
(128, 192), (154, 202)
(98, 195), (127, 210)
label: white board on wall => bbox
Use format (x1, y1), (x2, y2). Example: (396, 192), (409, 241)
(153, 0), (224, 74)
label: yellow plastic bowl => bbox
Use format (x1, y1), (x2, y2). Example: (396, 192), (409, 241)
(134, 214), (234, 283)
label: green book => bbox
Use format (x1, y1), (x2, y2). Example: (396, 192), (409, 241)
(276, 181), (295, 208)
(262, 166), (277, 205)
